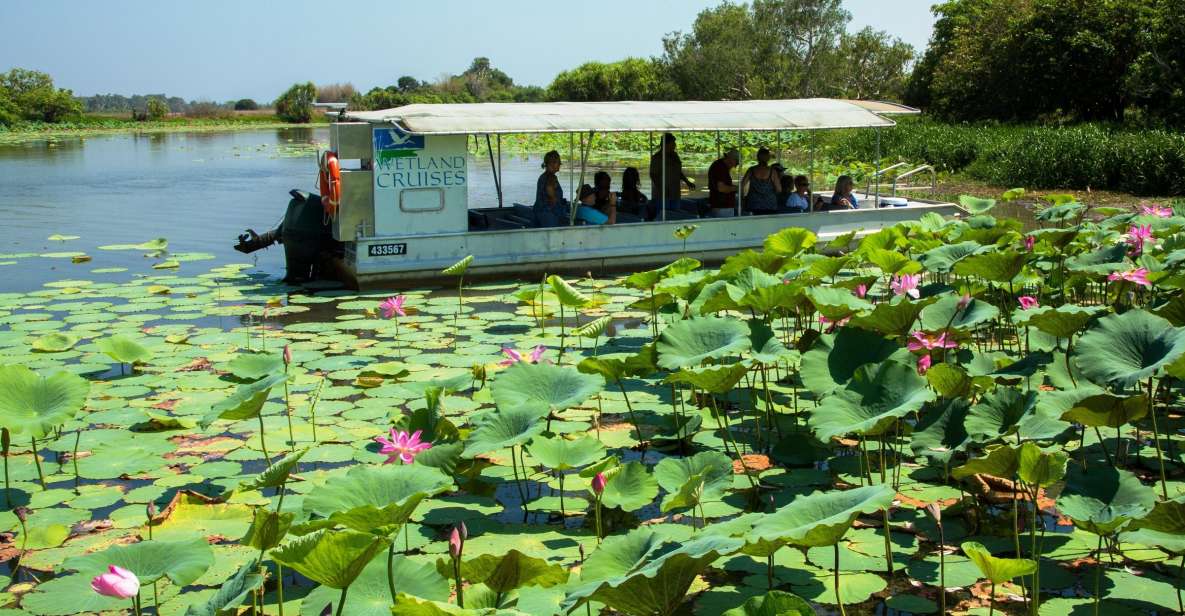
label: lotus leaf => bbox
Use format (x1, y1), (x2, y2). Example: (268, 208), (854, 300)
(96, 333), (153, 364)
(850, 297), (934, 337)
(663, 362), (750, 393)
(1075, 309), (1185, 388)
(1018, 305), (1101, 338)
(65, 536), (214, 586)
(31, 332), (77, 352)
(961, 541), (1036, 584)
(919, 294), (999, 331)
(910, 398), (972, 462)
(1057, 464), (1156, 535)
(600, 460), (659, 511)
(952, 445), (1019, 480)
(805, 287), (872, 321)
(442, 255), (473, 276)
(304, 553), (449, 616)
(1060, 393), (1147, 428)
(799, 328), (906, 396)
(526, 435), (604, 471)
(448, 549), (569, 593)
(764, 228), (817, 257)
(654, 450), (733, 510)
(199, 372), (286, 429)
(561, 529), (743, 616)
(966, 387), (1038, 442)
(303, 464), (452, 535)
(749, 485), (895, 548)
(952, 251), (1026, 283)
(227, 351), (284, 381)
(271, 529), (389, 589)
(242, 507), (294, 551)
(183, 560), (264, 616)
(918, 241), (986, 273)
(721, 590), (815, 616)
(1016, 441), (1068, 487)
(490, 361), (603, 413)
(0, 364), (88, 438)
(959, 195), (997, 214)
(656, 316), (751, 369)
(462, 406), (546, 458)
(808, 360), (934, 441)
(624, 257), (700, 289)
(546, 274), (588, 307)
(238, 447), (308, 492)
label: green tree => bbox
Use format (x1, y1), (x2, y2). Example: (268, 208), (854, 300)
(234, 98), (258, 111)
(832, 27), (914, 101)
(274, 82), (317, 123)
(1129, 0), (1185, 127)
(0, 68), (82, 123)
(659, 0), (857, 100)
(548, 58), (677, 102)
(145, 97), (169, 120)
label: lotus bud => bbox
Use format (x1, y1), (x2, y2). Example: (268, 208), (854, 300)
(957, 293), (972, 311)
(855, 283), (868, 299)
(14, 506), (29, 523)
(449, 525), (464, 560)
(90, 564), (140, 599)
(924, 502), (942, 524)
(460, 521), (468, 541)
(579, 544), (585, 564)
(146, 501), (156, 520)
(283, 344), (292, 366)
(1, 427), (9, 451)
(591, 472), (607, 496)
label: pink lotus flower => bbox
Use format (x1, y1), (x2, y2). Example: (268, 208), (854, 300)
(374, 429), (432, 465)
(907, 331), (958, 352)
(916, 354), (932, 375)
(379, 295), (407, 319)
(1023, 235), (1035, 252)
(282, 344), (292, 366)
(449, 522), (467, 560)
(91, 565), (140, 599)
(499, 345), (546, 367)
(957, 293), (972, 311)
(1018, 296), (1039, 310)
(1108, 268), (1152, 288)
(855, 284), (868, 299)
(890, 274), (921, 299)
(1126, 224), (1154, 256)
(1140, 203), (1173, 218)
(591, 472), (607, 495)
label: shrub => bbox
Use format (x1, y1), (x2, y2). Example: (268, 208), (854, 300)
(274, 82), (316, 123)
(233, 98), (258, 111)
(316, 83), (355, 103)
(145, 97), (169, 120)
(0, 68), (82, 124)
(185, 101), (228, 119)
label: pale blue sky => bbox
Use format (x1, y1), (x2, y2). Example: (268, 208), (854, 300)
(1, 0), (937, 102)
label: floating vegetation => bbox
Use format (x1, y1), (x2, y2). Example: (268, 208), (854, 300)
(0, 197), (1184, 615)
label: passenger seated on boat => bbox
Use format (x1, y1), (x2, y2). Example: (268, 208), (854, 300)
(741, 147), (783, 215)
(618, 167), (650, 218)
(534, 150), (568, 227)
(707, 149), (740, 218)
(827, 175), (859, 210)
(785, 175), (811, 213)
(575, 181), (617, 225)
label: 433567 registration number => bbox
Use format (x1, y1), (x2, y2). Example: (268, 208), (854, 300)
(368, 243), (408, 257)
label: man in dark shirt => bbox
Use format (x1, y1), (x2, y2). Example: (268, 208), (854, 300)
(707, 149), (739, 217)
(648, 133), (695, 220)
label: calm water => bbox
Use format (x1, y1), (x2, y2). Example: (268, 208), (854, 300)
(0, 128), (644, 293)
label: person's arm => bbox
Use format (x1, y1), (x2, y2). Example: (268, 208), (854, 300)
(545, 178), (558, 206)
(681, 173), (695, 189)
(740, 168), (752, 198)
(607, 199), (617, 225)
(771, 172), (782, 194)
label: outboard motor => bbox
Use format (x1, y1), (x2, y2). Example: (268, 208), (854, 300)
(234, 190), (341, 283)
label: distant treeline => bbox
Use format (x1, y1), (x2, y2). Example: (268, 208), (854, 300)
(77, 94), (261, 115)
(905, 0), (1185, 126)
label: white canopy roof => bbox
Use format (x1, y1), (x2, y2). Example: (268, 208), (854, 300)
(343, 98), (917, 135)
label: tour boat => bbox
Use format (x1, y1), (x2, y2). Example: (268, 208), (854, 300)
(237, 99), (962, 288)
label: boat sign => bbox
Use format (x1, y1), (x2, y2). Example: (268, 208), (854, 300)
(368, 242), (408, 257)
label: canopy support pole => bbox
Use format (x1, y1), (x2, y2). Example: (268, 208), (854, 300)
(571, 130), (593, 225)
(661, 133), (667, 222)
(874, 127), (882, 209)
(497, 134), (503, 208)
(808, 136), (815, 212)
(485, 134), (502, 208)
(736, 129), (742, 216)
(568, 132), (575, 208)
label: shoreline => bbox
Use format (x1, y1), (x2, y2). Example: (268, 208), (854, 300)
(0, 118), (330, 145)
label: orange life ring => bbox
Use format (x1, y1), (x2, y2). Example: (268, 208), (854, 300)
(318, 150), (341, 218)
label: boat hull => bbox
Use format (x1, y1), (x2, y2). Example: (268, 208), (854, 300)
(338, 202), (962, 289)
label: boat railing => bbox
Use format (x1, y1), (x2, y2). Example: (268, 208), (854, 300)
(865, 162), (937, 197)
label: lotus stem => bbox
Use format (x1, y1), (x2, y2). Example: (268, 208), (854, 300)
(878, 437), (894, 582)
(72, 429), (81, 492)
(834, 542), (846, 616)
(594, 494), (603, 543)
(1093, 427), (1114, 467)
(309, 374), (326, 443)
(453, 557), (464, 608)
(277, 562), (285, 616)
(558, 303), (566, 361)
(1146, 378), (1169, 499)
(510, 445), (528, 522)
(1029, 484), (1041, 616)
(1094, 535), (1103, 616)
(766, 552), (775, 590)
(335, 586), (348, 616)
(30, 436), (45, 489)
(1175, 554), (1183, 616)
(133, 592), (142, 616)
(387, 542), (397, 604)
(257, 411), (271, 466)
(615, 380), (644, 459)
(2, 428), (11, 507)
(558, 472), (566, 518)
(937, 516), (946, 615)
(989, 582), (996, 616)
(283, 369), (295, 449)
